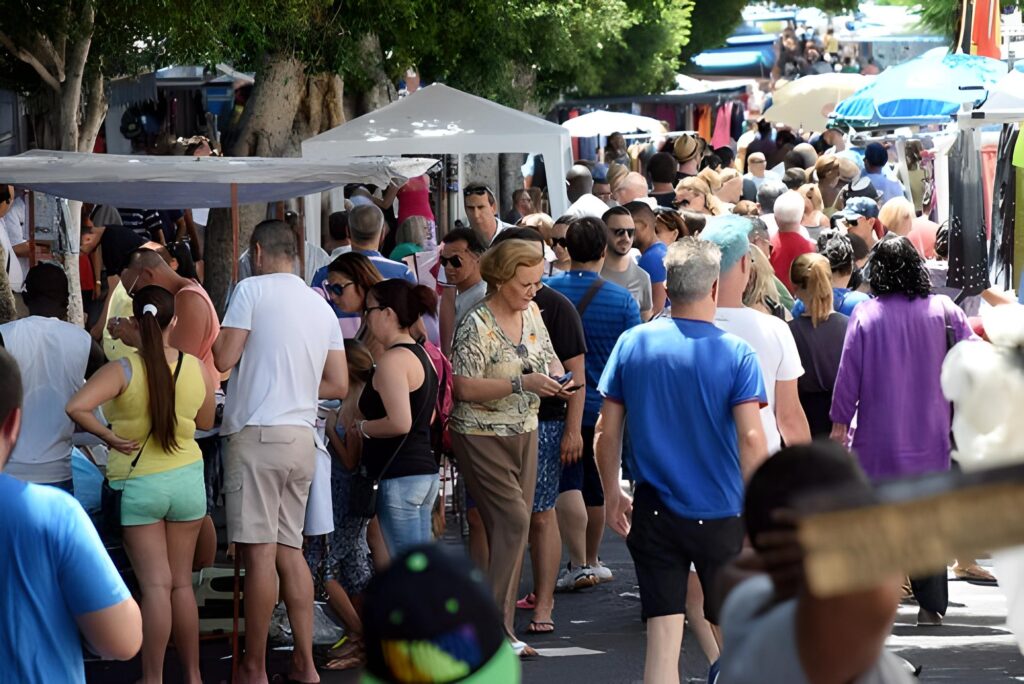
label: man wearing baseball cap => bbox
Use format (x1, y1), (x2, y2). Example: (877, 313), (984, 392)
(839, 197), (882, 251)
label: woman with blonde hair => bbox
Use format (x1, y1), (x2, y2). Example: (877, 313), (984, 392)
(788, 252), (848, 436)
(798, 183), (829, 229)
(743, 244), (787, 319)
(450, 238), (571, 656)
(388, 215), (427, 261)
(674, 175), (723, 216)
(878, 196), (914, 237)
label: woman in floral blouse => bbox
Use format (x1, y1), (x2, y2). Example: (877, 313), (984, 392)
(451, 238), (571, 656)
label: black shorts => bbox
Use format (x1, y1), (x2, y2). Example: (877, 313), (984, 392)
(626, 485), (744, 623)
(557, 426), (605, 507)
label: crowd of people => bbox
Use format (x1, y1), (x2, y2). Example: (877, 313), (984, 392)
(0, 116), (1010, 684)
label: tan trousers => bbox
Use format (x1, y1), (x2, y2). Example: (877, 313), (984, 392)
(451, 430), (538, 639)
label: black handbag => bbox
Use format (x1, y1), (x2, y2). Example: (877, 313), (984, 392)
(100, 353), (184, 538)
(349, 357), (435, 519)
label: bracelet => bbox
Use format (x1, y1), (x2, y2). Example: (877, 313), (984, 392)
(357, 420), (371, 439)
(510, 375), (523, 395)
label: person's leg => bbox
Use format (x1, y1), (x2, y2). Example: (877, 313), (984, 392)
(377, 474), (440, 556)
(123, 521), (172, 684)
(529, 421), (564, 627)
(452, 431), (534, 640)
(277, 544), (319, 682)
(366, 517), (391, 571)
(165, 519), (204, 684)
(238, 542), (278, 684)
(580, 427), (606, 569)
(645, 615), (685, 684)
(684, 571), (721, 662)
(529, 509), (560, 627)
(193, 515), (217, 570)
(325, 579), (363, 637)
(418, 475), (441, 543)
(912, 571), (949, 618)
(467, 507), (490, 571)
(555, 458), (588, 571)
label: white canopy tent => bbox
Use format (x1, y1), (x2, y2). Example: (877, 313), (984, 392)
(561, 110), (667, 138)
(0, 150), (436, 278)
(302, 83), (573, 217)
(954, 69), (1024, 128)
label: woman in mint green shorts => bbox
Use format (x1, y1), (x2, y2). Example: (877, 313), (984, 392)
(68, 284), (215, 684)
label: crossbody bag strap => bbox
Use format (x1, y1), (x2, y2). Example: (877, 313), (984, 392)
(127, 351), (185, 474)
(371, 346), (436, 484)
(575, 277), (606, 318)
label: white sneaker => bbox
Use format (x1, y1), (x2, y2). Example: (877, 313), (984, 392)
(555, 563), (598, 592)
(592, 561), (614, 583)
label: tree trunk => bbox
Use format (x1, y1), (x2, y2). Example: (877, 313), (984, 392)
(205, 53), (347, 315)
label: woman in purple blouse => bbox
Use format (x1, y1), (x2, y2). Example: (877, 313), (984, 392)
(829, 236), (975, 625)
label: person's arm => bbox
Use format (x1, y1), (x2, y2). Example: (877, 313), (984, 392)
(734, 400), (769, 481)
(595, 399), (631, 537)
(440, 287), (457, 357)
(167, 291), (212, 361)
(76, 598), (143, 661)
(213, 328), (248, 373)
(373, 182), (400, 210)
(829, 316), (863, 444)
(559, 353), (585, 464)
(797, 581), (902, 684)
(11, 241), (29, 257)
(981, 288), (1015, 307)
(66, 361), (139, 454)
(320, 348), (349, 400)
(194, 360), (216, 431)
(650, 281), (667, 317)
(359, 350), (414, 438)
(90, 277), (117, 341)
(85, 340), (107, 379)
(453, 372), (563, 402)
(775, 379), (811, 446)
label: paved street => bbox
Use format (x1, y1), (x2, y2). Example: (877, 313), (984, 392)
(86, 528), (1024, 683)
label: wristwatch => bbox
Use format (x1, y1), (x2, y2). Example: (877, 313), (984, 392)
(510, 375), (524, 395)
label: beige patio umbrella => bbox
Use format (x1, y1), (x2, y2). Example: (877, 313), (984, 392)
(764, 73), (873, 132)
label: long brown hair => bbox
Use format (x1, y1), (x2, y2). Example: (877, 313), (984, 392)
(790, 253), (834, 327)
(132, 286), (179, 451)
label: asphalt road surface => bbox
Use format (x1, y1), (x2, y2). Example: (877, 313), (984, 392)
(87, 524), (1024, 683)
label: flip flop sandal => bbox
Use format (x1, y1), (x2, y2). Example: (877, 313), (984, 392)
(516, 593), (537, 610)
(954, 565), (998, 584)
(324, 653), (366, 671)
(511, 640), (538, 658)
(527, 620), (555, 634)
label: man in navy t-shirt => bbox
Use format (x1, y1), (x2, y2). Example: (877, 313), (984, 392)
(547, 216), (641, 585)
(625, 201), (668, 317)
(0, 349), (142, 682)
(596, 238), (768, 683)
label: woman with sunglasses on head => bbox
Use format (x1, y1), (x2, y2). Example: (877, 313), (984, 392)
(674, 173), (724, 216)
(353, 280), (440, 555)
(450, 238), (573, 657)
(652, 207), (689, 245)
(67, 286), (215, 684)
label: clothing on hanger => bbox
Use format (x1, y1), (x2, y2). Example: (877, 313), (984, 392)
(947, 129), (991, 296)
(988, 124), (1018, 290)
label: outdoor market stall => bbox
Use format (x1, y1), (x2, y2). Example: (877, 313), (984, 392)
(302, 83), (574, 219)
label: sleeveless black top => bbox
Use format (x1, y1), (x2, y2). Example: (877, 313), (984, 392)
(358, 343), (439, 480)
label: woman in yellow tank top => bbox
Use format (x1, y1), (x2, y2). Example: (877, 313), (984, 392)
(67, 285), (214, 684)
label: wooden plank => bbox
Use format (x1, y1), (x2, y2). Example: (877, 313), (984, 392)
(797, 462), (1024, 597)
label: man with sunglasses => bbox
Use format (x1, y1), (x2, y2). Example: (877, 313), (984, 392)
(600, 207), (653, 321)
(464, 183), (513, 246)
(438, 227), (487, 355)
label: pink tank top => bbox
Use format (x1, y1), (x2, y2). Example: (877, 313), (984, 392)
(173, 281), (221, 383)
(396, 175), (434, 224)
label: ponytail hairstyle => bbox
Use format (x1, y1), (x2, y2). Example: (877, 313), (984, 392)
(131, 285), (179, 451)
(790, 253), (834, 327)
(367, 279), (438, 329)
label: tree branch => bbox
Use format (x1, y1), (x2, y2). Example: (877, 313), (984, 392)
(0, 31), (62, 92)
(35, 34), (66, 83)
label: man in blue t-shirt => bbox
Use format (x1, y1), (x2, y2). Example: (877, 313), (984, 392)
(0, 349), (141, 683)
(625, 201), (667, 317)
(547, 216), (641, 585)
(596, 238), (768, 684)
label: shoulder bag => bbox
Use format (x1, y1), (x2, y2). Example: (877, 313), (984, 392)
(100, 352), (184, 539)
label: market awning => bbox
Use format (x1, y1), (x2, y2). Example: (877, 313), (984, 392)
(0, 151), (438, 209)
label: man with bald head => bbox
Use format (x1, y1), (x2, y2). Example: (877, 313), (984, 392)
(567, 164), (595, 203)
(612, 172), (649, 205)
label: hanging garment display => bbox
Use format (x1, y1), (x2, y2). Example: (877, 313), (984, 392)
(989, 124), (1018, 290)
(947, 129), (991, 296)
(711, 103), (733, 149)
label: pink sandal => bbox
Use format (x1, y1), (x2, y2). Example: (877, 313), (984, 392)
(516, 593), (536, 610)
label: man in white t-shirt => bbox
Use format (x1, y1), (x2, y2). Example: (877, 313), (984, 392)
(702, 216), (810, 454)
(214, 219), (348, 684)
(0, 264), (103, 491)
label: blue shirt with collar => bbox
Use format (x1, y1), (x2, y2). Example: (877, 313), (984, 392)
(546, 270), (641, 427)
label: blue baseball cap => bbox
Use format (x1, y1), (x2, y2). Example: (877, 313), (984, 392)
(840, 196), (880, 220)
(700, 215), (753, 272)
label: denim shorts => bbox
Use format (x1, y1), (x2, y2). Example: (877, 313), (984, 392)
(111, 459), (206, 526)
(534, 421), (564, 512)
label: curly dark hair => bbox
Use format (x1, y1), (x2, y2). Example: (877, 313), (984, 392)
(868, 236), (931, 298)
(817, 229), (855, 276)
